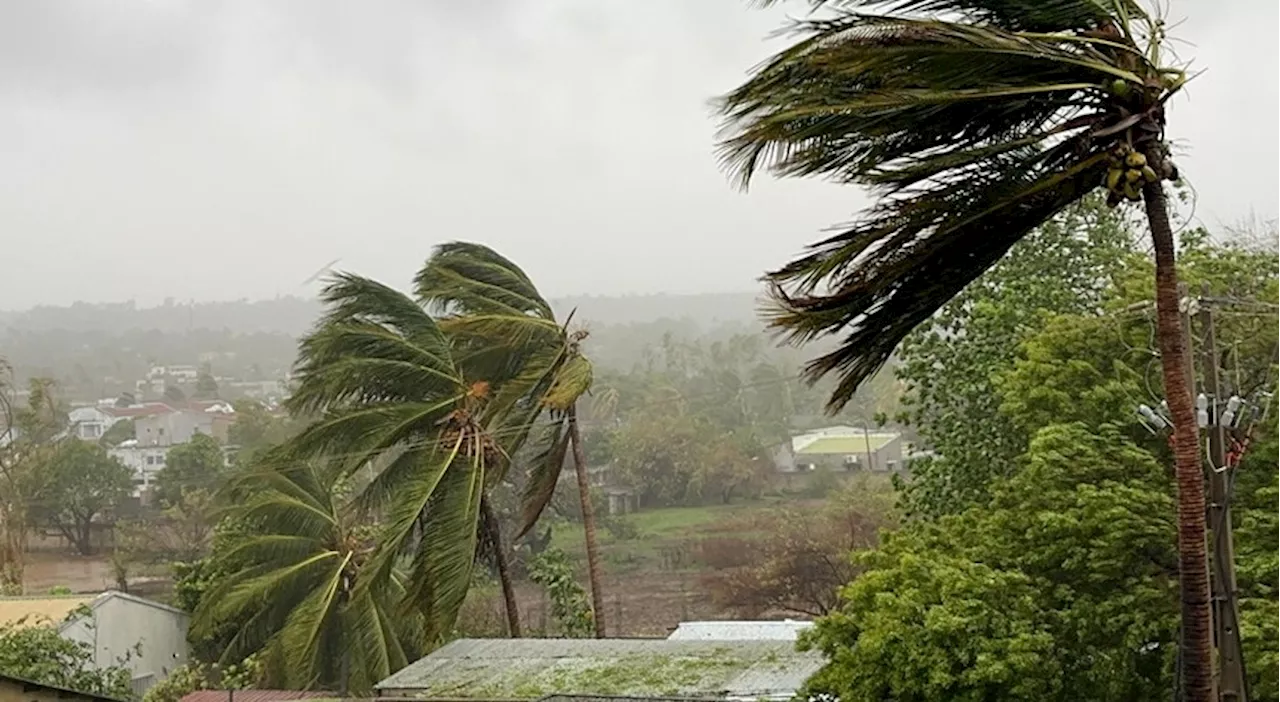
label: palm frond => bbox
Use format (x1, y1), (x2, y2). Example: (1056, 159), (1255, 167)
(288, 323), (462, 417)
(358, 437), (464, 599)
(278, 552), (351, 687)
(415, 242), (553, 319)
(516, 417), (572, 538)
(314, 272), (443, 342)
(543, 355), (594, 412)
(766, 153), (1107, 410)
(716, 5), (1180, 410)
(392, 452), (486, 641)
(280, 399), (460, 474)
(438, 314), (564, 351)
(751, 0), (1142, 33)
(717, 16), (1146, 190)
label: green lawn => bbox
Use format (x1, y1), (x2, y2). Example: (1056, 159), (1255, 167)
(546, 497), (800, 571)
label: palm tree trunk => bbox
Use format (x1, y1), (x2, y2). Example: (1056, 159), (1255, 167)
(1143, 173), (1212, 702)
(567, 405), (607, 638)
(480, 495), (521, 638)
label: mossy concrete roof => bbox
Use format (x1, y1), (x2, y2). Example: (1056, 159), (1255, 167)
(374, 638), (823, 701)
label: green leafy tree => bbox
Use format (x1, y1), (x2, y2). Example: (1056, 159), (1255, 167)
(279, 273), (508, 644)
(527, 547), (594, 638)
(891, 198), (1134, 516)
(801, 424), (1178, 701)
(190, 464), (421, 694)
(0, 617), (133, 699)
(0, 370), (65, 593)
(415, 242), (607, 637)
(156, 434), (226, 508)
(194, 364), (219, 400)
(718, 2), (1212, 692)
(163, 385), (187, 405)
(141, 658), (262, 702)
(36, 439), (132, 555)
(99, 419), (136, 447)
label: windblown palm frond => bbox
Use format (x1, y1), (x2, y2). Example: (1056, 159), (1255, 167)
(718, 1), (1185, 410)
(278, 272), (496, 644)
(191, 465), (421, 693)
(753, 0), (1137, 32)
(414, 242), (608, 636)
(415, 243), (596, 536)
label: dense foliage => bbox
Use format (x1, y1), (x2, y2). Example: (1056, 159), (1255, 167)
(0, 617), (133, 700)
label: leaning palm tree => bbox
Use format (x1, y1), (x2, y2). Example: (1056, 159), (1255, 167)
(191, 463), (422, 694)
(280, 273), (509, 643)
(716, 1), (1209, 698)
(415, 243), (608, 637)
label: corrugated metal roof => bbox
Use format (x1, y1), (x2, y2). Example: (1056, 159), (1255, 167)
(179, 690), (331, 702)
(666, 620), (812, 641)
(0, 591), (186, 632)
(792, 433), (895, 456)
(375, 638), (822, 701)
(0, 594), (95, 628)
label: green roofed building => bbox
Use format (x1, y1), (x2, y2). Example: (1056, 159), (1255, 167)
(373, 638), (823, 701)
(772, 425), (905, 473)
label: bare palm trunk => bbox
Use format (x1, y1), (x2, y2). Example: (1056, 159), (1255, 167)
(480, 496), (521, 638)
(1144, 173), (1212, 702)
(567, 405), (607, 638)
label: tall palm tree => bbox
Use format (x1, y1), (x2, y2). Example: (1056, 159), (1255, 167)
(280, 273), (509, 644)
(191, 464), (421, 694)
(716, 1), (1209, 698)
(415, 243), (608, 637)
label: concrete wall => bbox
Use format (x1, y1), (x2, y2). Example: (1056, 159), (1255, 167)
(106, 446), (169, 496)
(60, 594), (190, 694)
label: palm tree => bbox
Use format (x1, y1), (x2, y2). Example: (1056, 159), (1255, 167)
(191, 464), (421, 694)
(280, 273), (509, 643)
(716, 1), (1209, 698)
(415, 243), (608, 637)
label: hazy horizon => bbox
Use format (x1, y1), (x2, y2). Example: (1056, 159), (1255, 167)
(3, 0), (1276, 309)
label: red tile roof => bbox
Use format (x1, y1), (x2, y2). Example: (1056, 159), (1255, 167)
(179, 691), (331, 702)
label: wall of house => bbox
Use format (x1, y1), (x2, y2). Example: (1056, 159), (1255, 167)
(793, 437), (906, 473)
(106, 446), (168, 496)
(0, 677), (107, 702)
(135, 411), (216, 447)
(68, 407), (115, 440)
(60, 596), (190, 695)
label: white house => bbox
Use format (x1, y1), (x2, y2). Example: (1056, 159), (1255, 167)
(107, 441), (170, 497)
(134, 401), (234, 447)
(66, 406), (118, 441)
(0, 591), (189, 698)
(58, 591), (190, 697)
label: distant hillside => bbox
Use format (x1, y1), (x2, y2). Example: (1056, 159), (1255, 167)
(0, 291), (764, 336)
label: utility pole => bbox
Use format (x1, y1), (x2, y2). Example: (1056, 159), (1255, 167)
(1197, 285), (1248, 702)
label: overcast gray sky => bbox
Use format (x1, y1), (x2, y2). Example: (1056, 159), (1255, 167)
(1, 0), (1275, 309)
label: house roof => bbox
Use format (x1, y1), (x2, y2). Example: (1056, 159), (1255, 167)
(374, 638), (823, 701)
(101, 402), (175, 419)
(0, 590), (187, 631)
(666, 620), (812, 641)
(0, 671), (129, 702)
(179, 691), (331, 702)
(792, 433), (896, 456)
(0, 594), (96, 628)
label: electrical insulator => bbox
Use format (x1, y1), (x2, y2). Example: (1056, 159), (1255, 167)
(1196, 394), (1209, 428)
(1138, 404), (1168, 430)
(1221, 395), (1242, 428)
